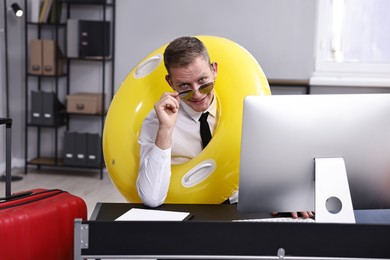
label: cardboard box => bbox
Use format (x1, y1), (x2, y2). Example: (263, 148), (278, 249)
(66, 92), (105, 114)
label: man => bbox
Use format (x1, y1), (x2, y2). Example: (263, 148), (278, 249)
(137, 36), (223, 207)
(136, 36), (313, 219)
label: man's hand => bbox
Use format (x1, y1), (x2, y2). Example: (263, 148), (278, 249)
(272, 211), (315, 219)
(154, 92), (180, 150)
(155, 92), (180, 127)
(290, 211), (315, 219)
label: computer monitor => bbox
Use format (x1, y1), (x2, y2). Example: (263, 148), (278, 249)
(238, 94), (390, 214)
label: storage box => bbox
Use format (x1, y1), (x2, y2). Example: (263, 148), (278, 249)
(66, 92), (105, 114)
(29, 39), (64, 76)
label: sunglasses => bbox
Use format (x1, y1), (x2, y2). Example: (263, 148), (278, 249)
(177, 81), (215, 101)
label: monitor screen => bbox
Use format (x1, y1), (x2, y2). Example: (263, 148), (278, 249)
(238, 94), (390, 213)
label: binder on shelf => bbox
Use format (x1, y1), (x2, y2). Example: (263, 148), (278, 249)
(30, 39), (43, 75)
(79, 20), (110, 58)
(41, 92), (64, 126)
(63, 132), (102, 167)
(29, 0), (43, 23)
(39, 0), (53, 23)
(42, 40), (64, 76)
(86, 133), (102, 167)
(48, 0), (62, 24)
(75, 133), (87, 166)
(30, 91), (65, 126)
(66, 19), (79, 58)
(66, 0), (107, 3)
(63, 132), (76, 166)
(31, 91), (43, 124)
(30, 39), (64, 75)
(67, 19), (111, 58)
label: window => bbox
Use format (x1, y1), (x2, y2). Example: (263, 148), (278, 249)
(311, 0), (390, 87)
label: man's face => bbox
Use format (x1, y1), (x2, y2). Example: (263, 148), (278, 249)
(167, 57), (217, 113)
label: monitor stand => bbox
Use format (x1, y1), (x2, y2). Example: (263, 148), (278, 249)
(314, 158), (356, 223)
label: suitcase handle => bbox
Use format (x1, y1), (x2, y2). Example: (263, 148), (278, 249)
(0, 191), (33, 202)
(0, 189), (65, 208)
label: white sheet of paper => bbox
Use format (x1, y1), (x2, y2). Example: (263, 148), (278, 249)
(115, 208), (191, 221)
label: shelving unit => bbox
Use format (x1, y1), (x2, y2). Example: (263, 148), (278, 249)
(23, 0), (115, 179)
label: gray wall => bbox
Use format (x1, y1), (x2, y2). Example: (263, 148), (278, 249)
(115, 0), (317, 86)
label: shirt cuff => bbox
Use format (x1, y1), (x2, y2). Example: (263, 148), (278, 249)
(229, 190), (239, 204)
(151, 144), (171, 162)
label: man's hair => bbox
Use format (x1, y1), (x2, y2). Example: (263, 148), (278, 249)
(163, 36), (210, 74)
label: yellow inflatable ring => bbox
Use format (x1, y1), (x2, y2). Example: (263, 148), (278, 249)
(103, 36), (270, 204)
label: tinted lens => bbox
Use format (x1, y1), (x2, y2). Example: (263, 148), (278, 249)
(178, 82), (214, 101)
(178, 90), (193, 100)
(198, 82), (214, 94)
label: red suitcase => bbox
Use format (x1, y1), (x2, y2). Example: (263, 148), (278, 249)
(0, 189), (87, 260)
(1, 119), (88, 260)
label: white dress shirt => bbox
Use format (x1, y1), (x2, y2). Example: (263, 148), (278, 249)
(137, 98), (218, 207)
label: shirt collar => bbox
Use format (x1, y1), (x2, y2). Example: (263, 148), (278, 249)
(181, 96), (217, 122)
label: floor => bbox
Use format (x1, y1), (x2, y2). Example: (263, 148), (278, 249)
(0, 167), (127, 218)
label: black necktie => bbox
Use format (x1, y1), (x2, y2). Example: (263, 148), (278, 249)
(199, 112), (212, 149)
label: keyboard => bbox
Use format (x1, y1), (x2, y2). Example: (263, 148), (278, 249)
(233, 217), (315, 223)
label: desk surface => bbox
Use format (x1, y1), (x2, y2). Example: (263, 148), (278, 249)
(91, 203), (274, 221)
(76, 203), (390, 259)
(91, 202), (390, 224)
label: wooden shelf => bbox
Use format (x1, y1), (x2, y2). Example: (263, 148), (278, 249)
(28, 157), (105, 170)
